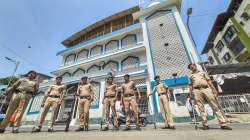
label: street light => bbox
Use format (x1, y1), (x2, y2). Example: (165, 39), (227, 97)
(186, 8), (197, 48)
(4, 57), (20, 76)
(186, 7), (206, 71)
(0, 57), (20, 112)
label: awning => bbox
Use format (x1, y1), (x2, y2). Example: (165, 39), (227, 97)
(206, 62), (250, 75)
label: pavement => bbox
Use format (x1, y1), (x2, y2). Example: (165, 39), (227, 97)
(0, 123), (250, 140)
(226, 113), (250, 123)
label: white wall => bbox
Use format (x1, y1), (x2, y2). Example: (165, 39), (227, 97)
(172, 7), (200, 65)
(235, 0), (250, 37)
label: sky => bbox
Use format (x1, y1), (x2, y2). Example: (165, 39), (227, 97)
(0, 0), (230, 78)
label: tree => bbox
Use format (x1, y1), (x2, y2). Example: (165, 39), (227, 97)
(0, 76), (19, 85)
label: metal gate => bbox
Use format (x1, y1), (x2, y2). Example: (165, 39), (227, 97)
(217, 94), (250, 113)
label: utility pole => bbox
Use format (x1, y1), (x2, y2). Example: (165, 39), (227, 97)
(186, 8), (207, 71)
(5, 57), (20, 77)
(0, 57), (20, 113)
(187, 8), (198, 49)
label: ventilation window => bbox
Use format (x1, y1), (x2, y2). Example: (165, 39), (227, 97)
(240, 21), (245, 26)
(241, 12), (250, 21)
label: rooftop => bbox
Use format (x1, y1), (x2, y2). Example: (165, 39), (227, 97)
(202, 0), (243, 54)
(62, 6), (140, 48)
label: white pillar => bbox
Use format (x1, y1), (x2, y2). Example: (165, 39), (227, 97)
(172, 7), (201, 66)
(141, 19), (155, 81)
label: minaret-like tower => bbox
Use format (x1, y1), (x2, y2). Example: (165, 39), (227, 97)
(134, 0), (200, 113)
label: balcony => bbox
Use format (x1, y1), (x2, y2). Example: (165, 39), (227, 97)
(58, 42), (145, 70)
(57, 23), (141, 56)
(40, 65), (148, 88)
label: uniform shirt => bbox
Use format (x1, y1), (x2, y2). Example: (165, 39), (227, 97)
(47, 84), (65, 96)
(104, 83), (117, 97)
(155, 83), (168, 94)
(16, 78), (38, 93)
(189, 71), (210, 87)
(122, 81), (136, 95)
(77, 83), (94, 96)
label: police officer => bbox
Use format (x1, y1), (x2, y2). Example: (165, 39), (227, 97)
(0, 71), (38, 133)
(102, 76), (119, 131)
(75, 76), (94, 131)
(33, 76), (65, 132)
(188, 63), (232, 130)
(121, 74), (141, 130)
(148, 75), (175, 129)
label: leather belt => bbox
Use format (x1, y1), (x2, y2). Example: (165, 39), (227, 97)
(15, 89), (21, 93)
(158, 93), (166, 96)
(15, 90), (33, 95)
(124, 94), (135, 97)
(26, 92), (34, 96)
(194, 85), (208, 89)
(80, 96), (91, 99)
(49, 95), (60, 98)
(105, 95), (116, 99)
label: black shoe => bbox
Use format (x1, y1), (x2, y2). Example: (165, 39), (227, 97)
(102, 127), (109, 131)
(48, 128), (54, 132)
(113, 126), (119, 131)
(12, 129), (19, 133)
(84, 126), (89, 131)
(162, 126), (175, 130)
(75, 127), (84, 132)
(124, 127), (131, 131)
(221, 126), (232, 130)
(202, 125), (209, 130)
(0, 129), (5, 133)
(161, 126), (169, 129)
(32, 128), (41, 133)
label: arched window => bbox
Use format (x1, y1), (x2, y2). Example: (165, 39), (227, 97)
(72, 69), (85, 77)
(65, 54), (76, 64)
(121, 56), (140, 70)
(103, 61), (119, 71)
(121, 34), (137, 48)
(61, 72), (71, 78)
(90, 45), (103, 57)
(87, 65), (101, 73)
(65, 84), (78, 95)
(77, 49), (89, 60)
(105, 40), (119, 52)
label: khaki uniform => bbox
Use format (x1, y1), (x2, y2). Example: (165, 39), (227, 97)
(155, 83), (174, 127)
(122, 81), (139, 128)
(189, 71), (226, 126)
(103, 83), (118, 128)
(0, 78), (38, 130)
(38, 84), (65, 129)
(77, 83), (94, 128)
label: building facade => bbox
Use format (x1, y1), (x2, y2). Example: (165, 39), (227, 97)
(22, 0), (201, 126)
(202, 0), (250, 65)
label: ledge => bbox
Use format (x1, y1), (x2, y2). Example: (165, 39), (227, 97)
(54, 43), (145, 73)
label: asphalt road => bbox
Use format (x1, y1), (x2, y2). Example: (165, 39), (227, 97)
(0, 123), (250, 140)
